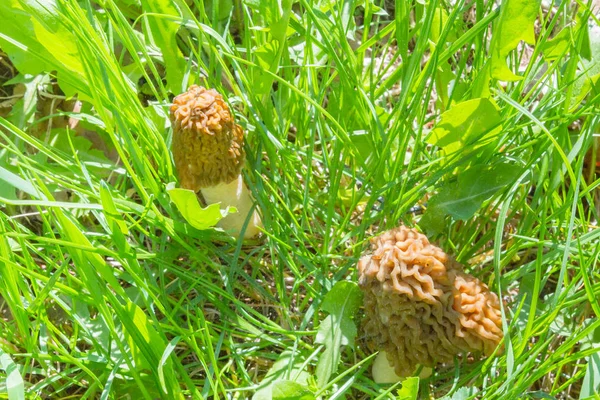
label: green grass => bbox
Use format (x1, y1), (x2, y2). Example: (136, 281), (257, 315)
(0, 0), (599, 398)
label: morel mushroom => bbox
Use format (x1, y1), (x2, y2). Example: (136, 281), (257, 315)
(358, 226), (503, 382)
(170, 85), (262, 238)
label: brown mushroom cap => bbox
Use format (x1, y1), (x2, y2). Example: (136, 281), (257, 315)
(451, 271), (503, 355)
(170, 85), (245, 190)
(358, 226), (503, 377)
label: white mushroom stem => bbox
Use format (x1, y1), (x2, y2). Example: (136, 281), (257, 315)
(372, 351), (432, 384)
(200, 174), (262, 239)
(373, 352), (402, 384)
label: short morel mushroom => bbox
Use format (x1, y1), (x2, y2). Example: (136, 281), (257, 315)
(358, 226), (503, 382)
(170, 85), (262, 238)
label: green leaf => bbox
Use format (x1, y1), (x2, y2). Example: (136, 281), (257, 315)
(0, 350), (25, 400)
(580, 353), (600, 399)
(315, 281), (362, 388)
(0, 162), (16, 200)
(578, 17), (592, 61)
(252, 351), (311, 400)
(6, 73), (49, 129)
(117, 302), (182, 398)
(426, 98), (502, 155)
(158, 337), (180, 396)
(252, 42), (280, 95)
(471, 62), (491, 98)
(205, 0), (233, 20)
(527, 391), (557, 400)
(541, 27), (572, 61)
(421, 162), (522, 234)
(56, 211), (126, 298)
(349, 130), (375, 166)
(52, 129), (110, 165)
(439, 386), (479, 400)
(397, 376), (419, 400)
(269, 0), (293, 44)
(0, 165), (41, 199)
(166, 182), (230, 230)
(571, 26), (600, 108)
(430, 7), (457, 44)
(489, 0), (540, 81)
(140, 0), (187, 93)
(271, 381), (314, 400)
(100, 181), (130, 256)
(434, 62), (456, 109)
(430, 162), (521, 221)
(580, 325), (600, 399)
(0, 0), (86, 97)
(249, 0), (292, 95)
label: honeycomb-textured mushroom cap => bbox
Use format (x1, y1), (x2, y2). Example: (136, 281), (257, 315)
(358, 226), (503, 377)
(451, 271), (503, 355)
(170, 85), (245, 190)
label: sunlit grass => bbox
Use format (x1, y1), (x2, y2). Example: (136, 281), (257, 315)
(0, 0), (599, 399)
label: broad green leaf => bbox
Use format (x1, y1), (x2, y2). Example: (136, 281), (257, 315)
(0, 1), (53, 73)
(578, 17), (592, 61)
(571, 26), (600, 108)
(315, 281), (362, 388)
(140, 0), (187, 93)
(421, 162), (522, 234)
(339, 0), (358, 37)
(580, 352), (600, 399)
(514, 273), (536, 332)
(166, 182), (230, 230)
(52, 129), (111, 165)
(100, 181), (130, 248)
(471, 62), (491, 98)
(431, 162), (521, 221)
(6, 73), (49, 129)
(0, 351), (25, 400)
(252, 351), (311, 400)
(250, 0), (292, 95)
(426, 98), (502, 155)
(0, 165), (41, 199)
(434, 62), (456, 109)
(253, 42), (280, 95)
(397, 376), (419, 400)
(0, 0), (86, 97)
(419, 203), (446, 236)
(489, 0), (540, 81)
(542, 27), (572, 61)
(270, 0), (294, 44)
(205, 0), (233, 20)
(349, 130), (375, 166)
(271, 381), (314, 400)
(440, 386), (479, 400)
(430, 7), (457, 44)
(0, 164), (16, 200)
(579, 325), (600, 398)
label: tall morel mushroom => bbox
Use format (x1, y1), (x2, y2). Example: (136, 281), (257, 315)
(170, 85), (262, 238)
(358, 226), (503, 382)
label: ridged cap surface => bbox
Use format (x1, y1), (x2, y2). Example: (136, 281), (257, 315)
(170, 85), (244, 190)
(358, 226), (503, 377)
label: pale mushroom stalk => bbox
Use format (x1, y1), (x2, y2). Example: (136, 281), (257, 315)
(200, 175), (262, 238)
(372, 352), (432, 384)
(372, 351), (401, 384)
(170, 85), (262, 239)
